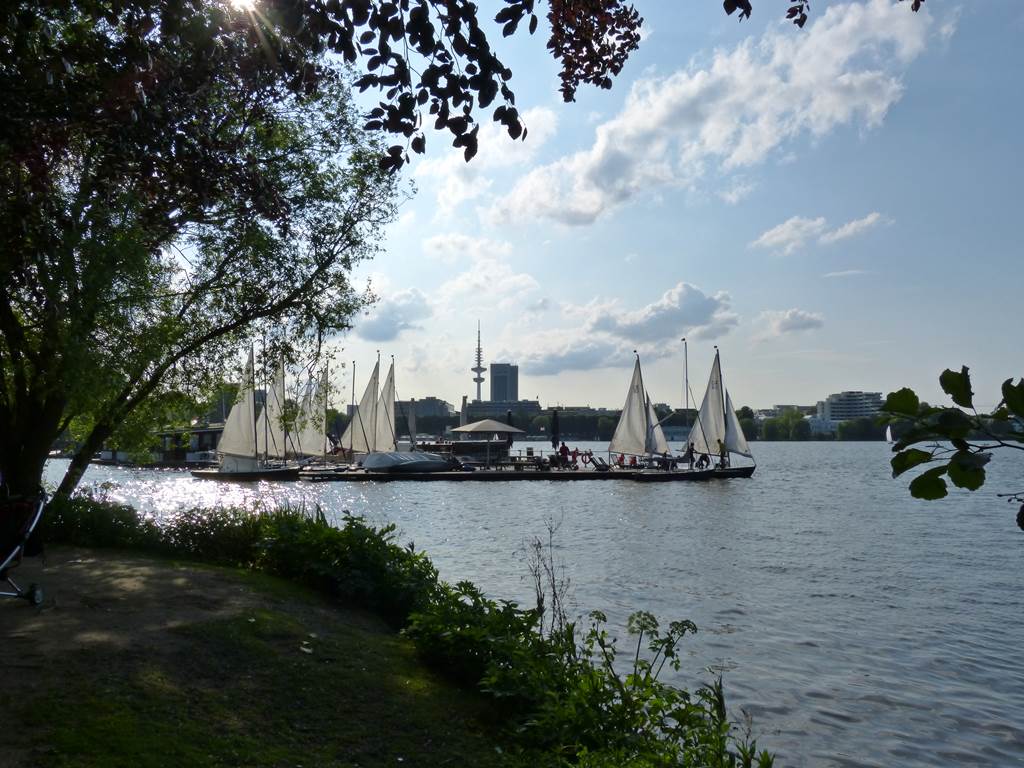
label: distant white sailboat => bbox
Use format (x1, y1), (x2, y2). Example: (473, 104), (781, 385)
(885, 424), (894, 444)
(686, 349), (755, 478)
(339, 358), (380, 457)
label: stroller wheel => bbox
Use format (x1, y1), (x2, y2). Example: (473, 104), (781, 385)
(26, 584), (43, 606)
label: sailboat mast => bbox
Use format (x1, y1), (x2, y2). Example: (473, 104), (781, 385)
(251, 344), (258, 461)
(683, 337), (688, 431)
(349, 361), (356, 456)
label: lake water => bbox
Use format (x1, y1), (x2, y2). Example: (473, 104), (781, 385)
(43, 442), (1024, 767)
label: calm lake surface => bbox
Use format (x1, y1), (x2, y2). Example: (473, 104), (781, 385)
(44, 442), (1024, 767)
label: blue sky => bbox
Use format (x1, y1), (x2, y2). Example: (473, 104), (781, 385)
(333, 0), (1021, 412)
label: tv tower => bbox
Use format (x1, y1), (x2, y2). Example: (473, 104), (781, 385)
(471, 320), (485, 402)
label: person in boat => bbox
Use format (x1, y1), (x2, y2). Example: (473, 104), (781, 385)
(717, 439), (729, 469)
(570, 446), (579, 466)
(681, 442), (695, 469)
(628, 455), (637, 467)
(558, 441), (570, 467)
(695, 452), (710, 469)
(616, 453), (626, 467)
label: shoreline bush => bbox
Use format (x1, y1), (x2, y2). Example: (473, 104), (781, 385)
(43, 494), (773, 767)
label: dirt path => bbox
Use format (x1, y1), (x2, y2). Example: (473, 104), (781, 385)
(2, 548), (266, 657)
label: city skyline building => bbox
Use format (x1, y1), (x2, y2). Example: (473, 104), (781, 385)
(489, 363), (519, 402)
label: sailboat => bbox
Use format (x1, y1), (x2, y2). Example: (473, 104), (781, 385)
(192, 349), (299, 481)
(340, 357), (453, 474)
(885, 424), (894, 444)
(608, 354), (713, 481)
(686, 348), (755, 479)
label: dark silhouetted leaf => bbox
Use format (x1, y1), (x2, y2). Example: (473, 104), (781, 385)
(909, 466), (948, 500)
(947, 451), (989, 491)
(882, 388), (920, 417)
(1002, 378), (1024, 418)
(939, 366), (973, 408)
(891, 448), (933, 478)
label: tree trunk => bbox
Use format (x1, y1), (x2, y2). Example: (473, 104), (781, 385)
(0, 397), (66, 498)
(56, 423), (113, 498)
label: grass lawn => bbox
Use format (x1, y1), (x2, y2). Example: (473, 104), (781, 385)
(0, 550), (519, 768)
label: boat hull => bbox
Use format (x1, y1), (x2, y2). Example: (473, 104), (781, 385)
(713, 466), (756, 479)
(360, 452), (455, 474)
(191, 467), (300, 482)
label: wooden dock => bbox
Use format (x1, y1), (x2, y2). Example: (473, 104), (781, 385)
(296, 467), (733, 483)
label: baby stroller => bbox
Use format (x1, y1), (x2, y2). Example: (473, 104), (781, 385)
(1, 489), (46, 605)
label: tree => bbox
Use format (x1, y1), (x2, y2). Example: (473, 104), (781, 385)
(789, 418), (811, 441)
(761, 418), (783, 441)
(836, 418), (884, 441)
(882, 367), (1024, 527)
(1, 3), (400, 497)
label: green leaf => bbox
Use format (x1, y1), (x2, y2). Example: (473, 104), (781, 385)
(1002, 378), (1024, 418)
(947, 451), (990, 491)
(909, 466), (948, 500)
(890, 448), (934, 478)
(939, 366), (974, 409)
(882, 387), (920, 417)
(935, 408), (972, 438)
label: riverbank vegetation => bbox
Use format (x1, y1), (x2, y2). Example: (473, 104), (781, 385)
(42, 495), (774, 767)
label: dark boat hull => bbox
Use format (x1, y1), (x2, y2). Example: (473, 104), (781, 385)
(713, 465), (756, 479)
(191, 467), (300, 481)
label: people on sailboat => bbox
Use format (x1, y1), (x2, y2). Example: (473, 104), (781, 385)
(617, 453), (626, 467)
(628, 455), (637, 467)
(682, 442), (695, 469)
(717, 439), (729, 469)
(558, 441), (570, 467)
(695, 452), (710, 470)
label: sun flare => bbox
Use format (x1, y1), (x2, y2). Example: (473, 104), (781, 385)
(229, 0), (256, 11)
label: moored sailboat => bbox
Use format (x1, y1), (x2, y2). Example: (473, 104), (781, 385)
(192, 349), (299, 481)
(686, 348), (755, 478)
(608, 354), (713, 481)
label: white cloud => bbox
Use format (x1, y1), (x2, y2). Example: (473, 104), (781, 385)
(516, 335), (629, 376)
(823, 269), (871, 278)
(356, 288), (433, 342)
(423, 233), (513, 264)
(416, 107), (558, 217)
(752, 211), (888, 253)
(751, 216), (827, 254)
(490, 0), (935, 226)
(719, 179), (756, 205)
(585, 282), (739, 342)
(436, 258), (539, 312)
(755, 308), (825, 339)
(819, 211), (885, 243)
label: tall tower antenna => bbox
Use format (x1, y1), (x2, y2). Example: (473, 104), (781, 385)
(471, 320), (485, 402)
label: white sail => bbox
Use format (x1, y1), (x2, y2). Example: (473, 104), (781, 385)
(609, 358), (649, 456)
(340, 360), (379, 454)
(724, 390), (753, 458)
(294, 370), (327, 456)
(218, 349), (258, 459)
(255, 363), (287, 459)
(687, 351), (754, 461)
(885, 424), (894, 443)
(375, 361), (397, 452)
(645, 395), (671, 454)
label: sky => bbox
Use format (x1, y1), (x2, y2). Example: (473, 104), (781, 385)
(330, 0), (1022, 412)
